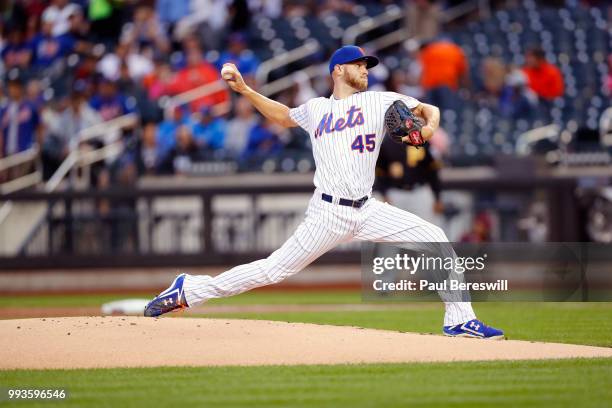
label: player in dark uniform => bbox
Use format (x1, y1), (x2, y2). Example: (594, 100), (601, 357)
(376, 136), (444, 226)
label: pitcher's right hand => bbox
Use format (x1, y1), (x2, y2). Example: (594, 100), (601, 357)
(221, 63), (248, 94)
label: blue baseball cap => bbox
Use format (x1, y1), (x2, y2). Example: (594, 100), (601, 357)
(328, 45), (379, 74)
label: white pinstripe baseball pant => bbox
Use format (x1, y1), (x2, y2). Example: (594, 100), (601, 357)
(184, 191), (476, 326)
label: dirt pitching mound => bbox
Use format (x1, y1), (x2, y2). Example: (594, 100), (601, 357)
(1, 317), (611, 369)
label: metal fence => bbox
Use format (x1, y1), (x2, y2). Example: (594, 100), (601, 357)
(0, 184), (364, 269)
(0, 173), (587, 270)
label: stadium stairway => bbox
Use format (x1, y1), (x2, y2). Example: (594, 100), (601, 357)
(0, 202), (47, 256)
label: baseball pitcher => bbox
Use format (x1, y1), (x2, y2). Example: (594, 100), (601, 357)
(144, 46), (504, 339)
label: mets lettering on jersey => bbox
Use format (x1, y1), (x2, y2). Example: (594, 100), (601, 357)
(289, 91), (419, 200)
(314, 105), (365, 138)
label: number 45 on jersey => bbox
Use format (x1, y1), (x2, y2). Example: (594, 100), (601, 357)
(351, 133), (376, 153)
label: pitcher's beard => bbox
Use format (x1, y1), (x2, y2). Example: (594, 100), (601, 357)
(346, 75), (368, 91)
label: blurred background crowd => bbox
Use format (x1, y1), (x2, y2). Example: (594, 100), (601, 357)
(0, 0), (611, 185)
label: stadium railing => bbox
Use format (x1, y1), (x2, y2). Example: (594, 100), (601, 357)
(0, 164), (597, 268)
(45, 113), (138, 191)
(161, 79), (231, 120)
(0, 114), (138, 255)
(342, 4), (402, 46)
(0, 147), (43, 251)
(0, 182), (359, 269)
(255, 40), (321, 86)
(600, 107), (612, 147)
(515, 124), (561, 156)
(0, 146), (42, 195)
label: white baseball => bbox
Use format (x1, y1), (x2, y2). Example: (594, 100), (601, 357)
(221, 65), (236, 80)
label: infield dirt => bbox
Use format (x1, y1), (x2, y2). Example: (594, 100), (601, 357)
(1, 317), (611, 369)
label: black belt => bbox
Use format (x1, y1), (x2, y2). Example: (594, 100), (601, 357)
(321, 193), (368, 208)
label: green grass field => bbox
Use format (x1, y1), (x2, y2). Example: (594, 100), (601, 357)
(203, 301), (612, 347)
(1, 291), (611, 407)
(0, 290), (361, 308)
(1, 359), (611, 408)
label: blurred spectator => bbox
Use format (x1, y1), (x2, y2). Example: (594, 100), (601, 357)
(135, 121), (162, 175)
(156, 0), (190, 34)
(73, 51), (99, 82)
(0, 70), (42, 159)
(30, 10), (75, 70)
(157, 106), (193, 155)
(175, 0), (228, 49)
(198, 0), (230, 49)
(87, 76), (132, 189)
(117, 59), (161, 122)
(216, 32), (260, 83)
(404, 0), (443, 42)
(429, 126), (450, 158)
(175, 33), (202, 68)
(418, 38), (468, 111)
(42, 0), (82, 37)
(229, 0), (251, 32)
(499, 69), (538, 120)
(250, 0), (282, 18)
(279, 72), (317, 107)
(2, 1), (29, 35)
(376, 136), (444, 226)
(385, 70), (424, 100)
(65, 5), (92, 54)
(42, 81), (101, 178)
(88, 0), (123, 44)
(142, 54), (173, 100)
(607, 54), (612, 94)
(159, 124), (201, 175)
(112, 152), (138, 188)
(241, 117), (283, 162)
(291, 71), (317, 106)
(460, 211), (492, 242)
(384, 70), (406, 94)
(401, 42), (426, 99)
(318, 0), (355, 16)
(522, 47), (564, 101)
(284, 1), (313, 18)
(480, 57), (506, 98)
(97, 41), (153, 81)
(21, 1), (48, 41)
(225, 96), (257, 158)
(192, 106), (226, 151)
(117, 61), (138, 96)
(166, 46), (229, 112)
(25, 79), (46, 112)
(120, 4), (170, 54)
(476, 57), (534, 117)
(89, 77), (134, 122)
(1, 24), (32, 72)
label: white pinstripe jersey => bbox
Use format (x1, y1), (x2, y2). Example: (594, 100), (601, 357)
(289, 91), (420, 200)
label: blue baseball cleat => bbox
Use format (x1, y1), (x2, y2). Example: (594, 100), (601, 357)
(443, 319), (505, 340)
(144, 273), (188, 317)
